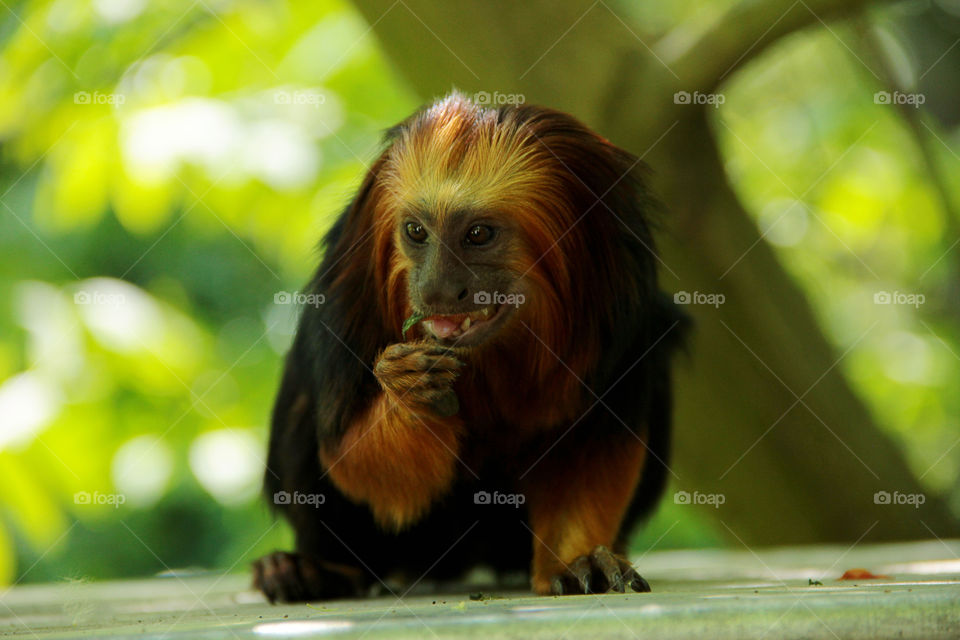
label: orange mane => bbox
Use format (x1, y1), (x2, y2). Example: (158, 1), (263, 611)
(354, 92), (653, 427)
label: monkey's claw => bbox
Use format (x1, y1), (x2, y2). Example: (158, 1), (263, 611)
(549, 546), (650, 595)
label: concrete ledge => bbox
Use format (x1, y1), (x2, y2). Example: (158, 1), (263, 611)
(2, 539), (958, 639)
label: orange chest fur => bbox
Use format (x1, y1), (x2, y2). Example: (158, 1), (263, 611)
(454, 361), (586, 437)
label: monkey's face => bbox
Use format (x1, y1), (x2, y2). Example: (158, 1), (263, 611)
(376, 94), (589, 350)
(397, 208), (524, 347)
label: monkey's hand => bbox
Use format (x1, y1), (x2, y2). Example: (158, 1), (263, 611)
(253, 551), (366, 603)
(374, 342), (464, 417)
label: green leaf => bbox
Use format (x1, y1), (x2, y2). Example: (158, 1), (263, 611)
(402, 313), (424, 337)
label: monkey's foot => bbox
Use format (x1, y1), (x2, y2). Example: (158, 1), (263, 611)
(252, 551), (365, 603)
(549, 546), (651, 595)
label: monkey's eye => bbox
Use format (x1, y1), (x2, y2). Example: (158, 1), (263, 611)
(465, 224), (494, 246)
(405, 221), (428, 243)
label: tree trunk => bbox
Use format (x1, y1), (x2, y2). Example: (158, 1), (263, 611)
(350, 0), (959, 543)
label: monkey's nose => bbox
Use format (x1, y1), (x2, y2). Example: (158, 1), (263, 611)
(421, 282), (470, 307)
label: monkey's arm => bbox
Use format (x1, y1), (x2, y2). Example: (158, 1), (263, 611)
(319, 341), (465, 529)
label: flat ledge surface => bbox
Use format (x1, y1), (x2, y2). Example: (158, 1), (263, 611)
(2, 539), (959, 639)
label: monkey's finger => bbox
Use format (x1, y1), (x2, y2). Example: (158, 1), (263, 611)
(387, 370), (460, 394)
(550, 570), (581, 595)
(375, 359), (463, 386)
(394, 342), (469, 367)
(625, 568), (651, 593)
(591, 546), (625, 593)
(390, 361), (463, 381)
(411, 352), (465, 372)
(256, 552), (306, 603)
(382, 342), (459, 359)
(568, 556), (593, 594)
(418, 344), (469, 359)
(378, 342), (431, 365)
(550, 575), (566, 596)
(378, 351), (464, 373)
(251, 560), (273, 603)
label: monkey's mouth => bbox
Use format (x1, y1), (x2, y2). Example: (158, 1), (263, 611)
(420, 304), (507, 346)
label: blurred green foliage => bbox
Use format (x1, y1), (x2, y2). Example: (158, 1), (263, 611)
(0, 0), (421, 586)
(717, 23), (960, 497)
(0, 0), (956, 586)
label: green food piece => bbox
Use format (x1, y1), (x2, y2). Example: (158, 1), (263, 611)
(402, 313), (425, 337)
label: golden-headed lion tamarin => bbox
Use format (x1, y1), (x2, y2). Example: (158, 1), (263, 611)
(253, 92), (689, 602)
